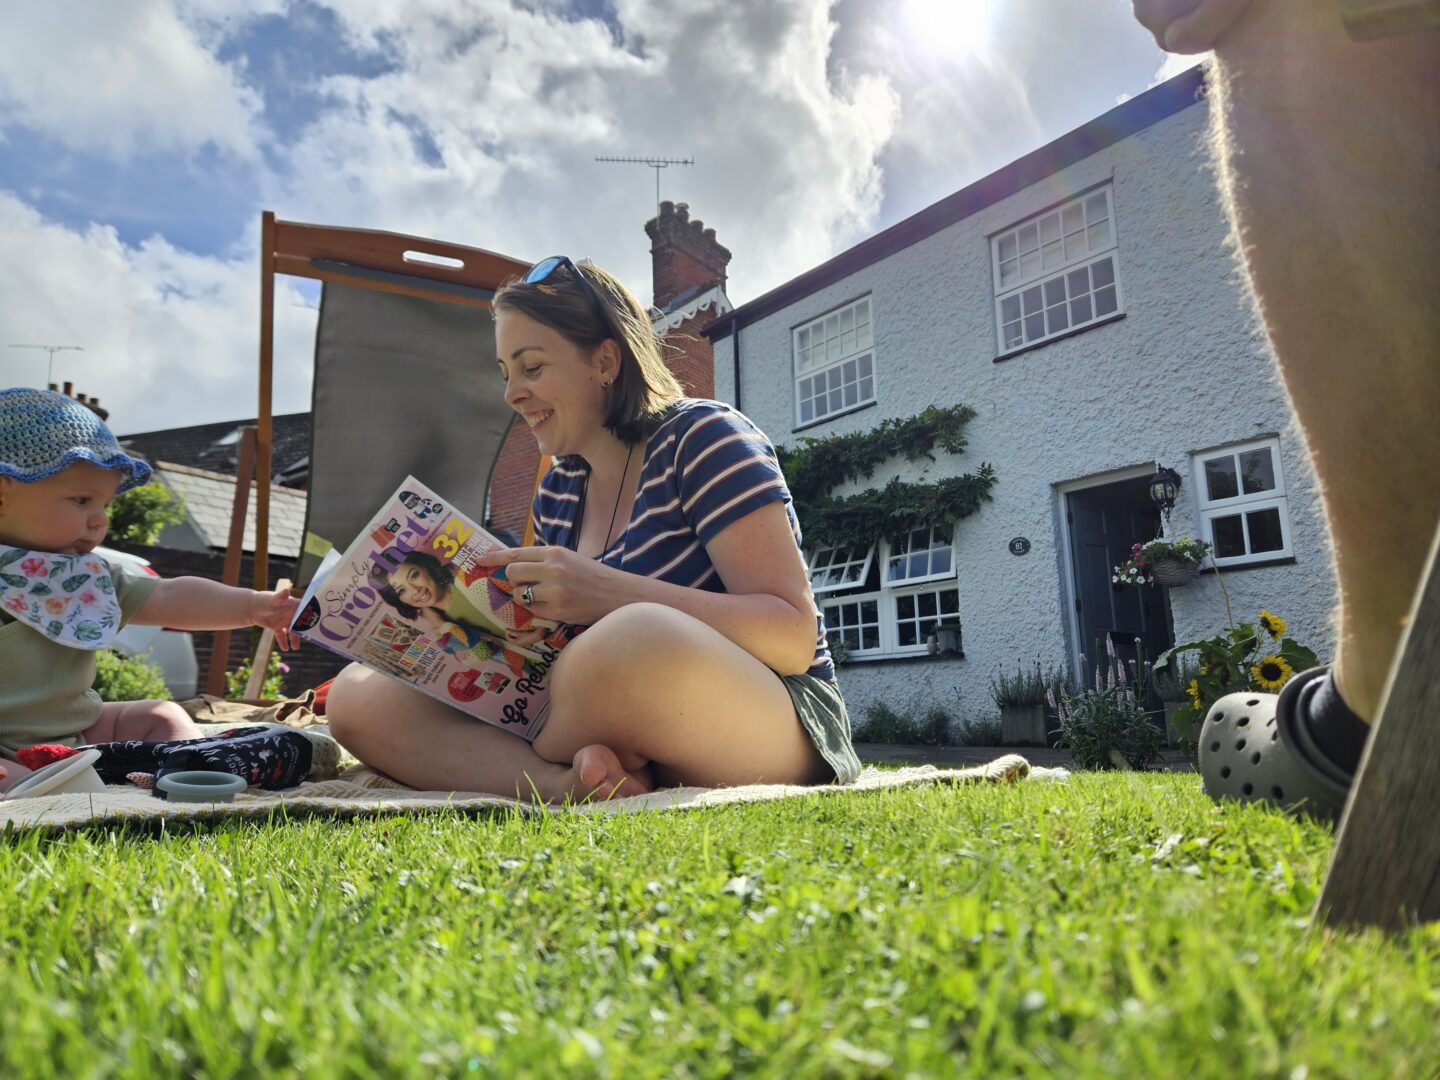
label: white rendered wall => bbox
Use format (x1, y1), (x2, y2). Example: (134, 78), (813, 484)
(719, 99), (1337, 734)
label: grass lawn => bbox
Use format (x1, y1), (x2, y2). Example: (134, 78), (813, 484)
(3, 772), (1437, 1078)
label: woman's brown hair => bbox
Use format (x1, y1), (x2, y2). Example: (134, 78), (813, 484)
(492, 261), (683, 445)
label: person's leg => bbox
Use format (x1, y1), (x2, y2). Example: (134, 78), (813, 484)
(534, 603), (832, 789)
(0, 756), (33, 792)
(82, 700), (204, 744)
(323, 664), (651, 801)
(1205, 0), (1440, 721)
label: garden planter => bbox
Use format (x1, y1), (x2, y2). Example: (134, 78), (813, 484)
(1000, 703), (1048, 746)
(1151, 557), (1201, 587)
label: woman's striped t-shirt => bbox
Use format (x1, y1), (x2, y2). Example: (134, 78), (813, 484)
(531, 398), (835, 680)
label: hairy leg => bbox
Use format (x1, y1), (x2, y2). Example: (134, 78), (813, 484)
(323, 664), (649, 802)
(1207, 0), (1440, 718)
(535, 603), (831, 789)
(83, 700), (203, 744)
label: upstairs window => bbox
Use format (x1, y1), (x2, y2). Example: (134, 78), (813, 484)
(883, 525), (954, 586)
(1192, 437), (1294, 565)
(793, 297), (875, 426)
(992, 187), (1122, 354)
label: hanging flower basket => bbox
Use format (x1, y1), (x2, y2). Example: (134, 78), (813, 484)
(1150, 557), (1202, 587)
(1114, 537), (1212, 587)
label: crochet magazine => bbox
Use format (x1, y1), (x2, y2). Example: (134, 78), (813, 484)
(291, 477), (574, 742)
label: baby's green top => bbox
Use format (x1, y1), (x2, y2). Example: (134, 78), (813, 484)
(0, 556), (157, 758)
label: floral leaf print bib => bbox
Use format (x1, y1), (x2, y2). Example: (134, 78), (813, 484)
(0, 545), (122, 649)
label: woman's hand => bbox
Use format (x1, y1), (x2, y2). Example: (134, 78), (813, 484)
(484, 547), (622, 627)
(1132, 0), (1254, 53)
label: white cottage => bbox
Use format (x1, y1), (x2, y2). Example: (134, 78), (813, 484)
(703, 66), (1337, 733)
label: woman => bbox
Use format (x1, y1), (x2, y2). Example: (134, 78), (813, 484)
(375, 551), (502, 643)
(326, 257), (861, 800)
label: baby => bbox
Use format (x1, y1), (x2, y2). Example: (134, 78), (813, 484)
(0, 388), (299, 791)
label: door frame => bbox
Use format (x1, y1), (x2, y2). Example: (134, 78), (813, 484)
(1056, 462), (1159, 677)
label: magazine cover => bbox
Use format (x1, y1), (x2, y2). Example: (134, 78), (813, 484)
(290, 476), (574, 741)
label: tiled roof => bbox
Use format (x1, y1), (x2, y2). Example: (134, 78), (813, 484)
(120, 413), (312, 488)
(156, 461), (307, 559)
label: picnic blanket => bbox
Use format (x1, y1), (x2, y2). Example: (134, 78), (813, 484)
(0, 751), (1067, 833)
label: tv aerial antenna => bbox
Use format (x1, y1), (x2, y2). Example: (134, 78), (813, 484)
(595, 155), (694, 221)
(8, 343), (84, 388)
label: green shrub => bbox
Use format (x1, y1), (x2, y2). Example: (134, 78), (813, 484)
(105, 482), (186, 545)
(856, 697), (952, 746)
(1047, 637), (1161, 770)
(953, 712), (1004, 746)
(989, 661), (1066, 708)
(93, 648), (171, 703)
(225, 650), (289, 700)
(1150, 655), (1201, 703)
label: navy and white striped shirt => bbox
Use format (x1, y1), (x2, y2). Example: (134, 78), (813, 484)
(532, 398), (835, 680)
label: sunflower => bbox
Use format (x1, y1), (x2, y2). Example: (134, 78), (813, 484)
(1257, 609), (1287, 638)
(1251, 654), (1293, 692)
(1186, 678), (1201, 701)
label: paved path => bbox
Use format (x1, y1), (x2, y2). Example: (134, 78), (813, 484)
(856, 743), (1195, 772)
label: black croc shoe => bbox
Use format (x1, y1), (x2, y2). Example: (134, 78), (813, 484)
(1197, 667), (1353, 821)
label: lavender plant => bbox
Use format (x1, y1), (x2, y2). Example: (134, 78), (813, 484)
(1047, 636), (1163, 770)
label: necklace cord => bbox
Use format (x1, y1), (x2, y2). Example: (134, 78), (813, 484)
(603, 442), (636, 553)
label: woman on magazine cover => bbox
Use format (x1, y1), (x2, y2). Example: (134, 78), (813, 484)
(326, 257), (861, 801)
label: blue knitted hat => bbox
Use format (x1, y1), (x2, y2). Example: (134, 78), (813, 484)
(0, 387), (152, 493)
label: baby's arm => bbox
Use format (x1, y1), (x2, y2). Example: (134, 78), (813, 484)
(131, 577), (300, 649)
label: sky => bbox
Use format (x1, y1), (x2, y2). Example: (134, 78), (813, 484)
(0, 0), (1200, 436)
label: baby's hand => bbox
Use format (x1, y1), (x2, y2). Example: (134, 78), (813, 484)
(252, 579), (301, 649)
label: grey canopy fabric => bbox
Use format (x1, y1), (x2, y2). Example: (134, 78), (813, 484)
(297, 281), (515, 586)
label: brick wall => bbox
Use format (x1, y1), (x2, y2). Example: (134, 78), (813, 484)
(488, 425), (541, 539)
(660, 315), (716, 399)
(110, 542), (351, 698)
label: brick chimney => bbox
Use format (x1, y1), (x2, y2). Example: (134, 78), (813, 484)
(646, 200), (731, 310)
(644, 202), (732, 400)
(49, 381), (109, 421)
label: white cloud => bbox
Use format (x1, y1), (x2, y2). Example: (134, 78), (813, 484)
(0, 0), (267, 160)
(260, 0), (901, 303)
(1151, 49), (1208, 88)
(0, 194), (316, 435)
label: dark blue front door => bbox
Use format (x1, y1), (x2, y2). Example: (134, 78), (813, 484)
(1066, 477), (1173, 679)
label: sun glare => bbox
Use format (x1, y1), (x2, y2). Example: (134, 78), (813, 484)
(903, 0), (993, 58)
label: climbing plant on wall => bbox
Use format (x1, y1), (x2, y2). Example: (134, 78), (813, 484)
(775, 404), (997, 549)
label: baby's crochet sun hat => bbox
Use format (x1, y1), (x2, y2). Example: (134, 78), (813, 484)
(0, 387), (152, 493)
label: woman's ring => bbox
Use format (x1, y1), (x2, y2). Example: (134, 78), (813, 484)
(521, 584), (535, 605)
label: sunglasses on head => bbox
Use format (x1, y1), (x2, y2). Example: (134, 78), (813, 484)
(522, 256), (618, 340)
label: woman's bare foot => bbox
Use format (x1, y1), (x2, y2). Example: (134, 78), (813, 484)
(573, 744), (653, 800)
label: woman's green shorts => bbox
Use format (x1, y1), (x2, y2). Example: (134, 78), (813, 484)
(780, 672), (861, 785)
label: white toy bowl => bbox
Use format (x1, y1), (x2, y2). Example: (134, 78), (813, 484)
(3, 749), (106, 800)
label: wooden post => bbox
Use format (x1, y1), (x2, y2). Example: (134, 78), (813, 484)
(244, 628), (276, 701)
(204, 426), (257, 696)
(1315, 520), (1440, 931)
(256, 210), (275, 594)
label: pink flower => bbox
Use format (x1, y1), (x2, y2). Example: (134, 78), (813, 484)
(20, 556), (47, 577)
(78, 589), (99, 606)
(5, 594), (28, 613)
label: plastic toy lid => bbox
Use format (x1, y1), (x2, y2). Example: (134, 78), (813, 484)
(155, 771), (248, 803)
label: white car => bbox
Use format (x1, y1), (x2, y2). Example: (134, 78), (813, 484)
(97, 545), (199, 700)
